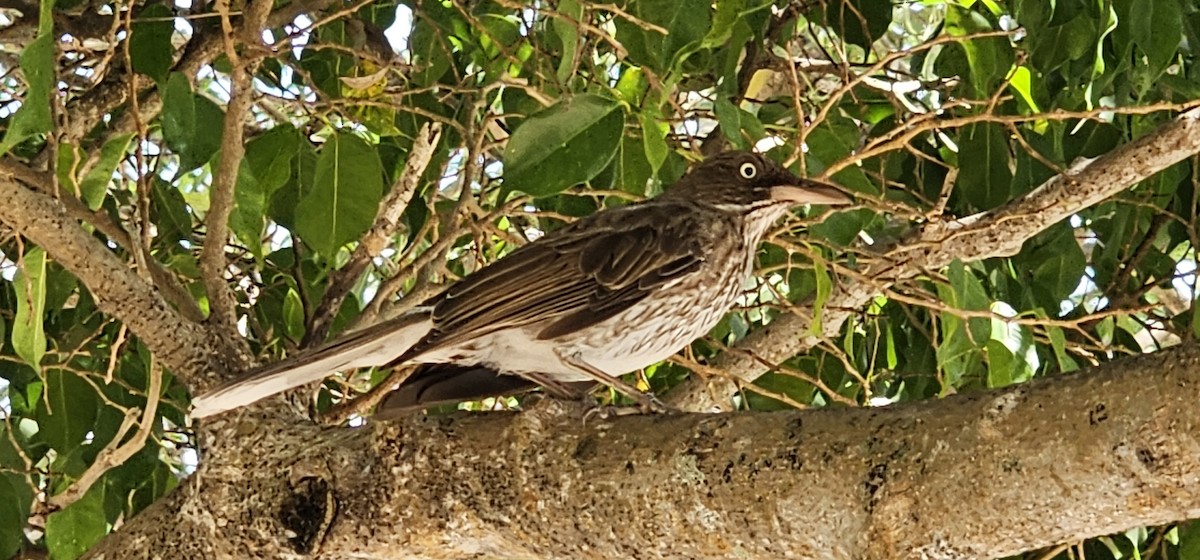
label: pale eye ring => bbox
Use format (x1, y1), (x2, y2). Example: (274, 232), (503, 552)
(739, 162), (758, 179)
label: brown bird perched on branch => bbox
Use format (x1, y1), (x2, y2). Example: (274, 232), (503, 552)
(191, 150), (852, 418)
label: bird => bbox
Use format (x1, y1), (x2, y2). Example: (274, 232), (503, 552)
(190, 150), (852, 418)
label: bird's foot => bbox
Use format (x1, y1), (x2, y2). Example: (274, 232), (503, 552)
(581, 394), (675, 425)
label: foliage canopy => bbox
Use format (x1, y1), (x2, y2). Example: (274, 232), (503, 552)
(0, 0), (1199, 557)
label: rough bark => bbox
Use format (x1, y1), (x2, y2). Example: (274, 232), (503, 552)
(83, 343), (1200, 559)
(0, 175), (232, 387)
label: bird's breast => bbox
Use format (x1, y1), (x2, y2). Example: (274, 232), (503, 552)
(562, 245), (756, 375)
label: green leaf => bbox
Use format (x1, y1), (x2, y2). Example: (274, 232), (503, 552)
(816, 0), (893, 48)
(294, 132), (384, 258)
(714, 97), (767, 150)
(502, 94), (624, 197)
(230, 125), (303, 255)
(944, 5), (1014, 97)
(1118, 0), (1182, 76)
(129, 4), (174, 82)
(985, 340), (1015, 388)
(13, 247), (47, 369)
(36, 369), (99, 454)
(409, 0), (457, 87)
(79, 133), (135, 211)
(161, 73), (225, 170)
(702, 0), (747, 48)
(608, 135), (654, 196)
(615, 66), (648, 105)
(987, 317), (1034, 388)
(283, 287), (306, 340)
(553, 0), (583, 82)
(639, 112), (669, 175)
(949, 261), (991, 342)
(1007, 66), (1042, 113)
(713, 97), (746, 149)
(615, 0), (710, 70)
(1178, 521), (1200, 560)
(104, 443), (177, 517)
(269, 140), (318, 232)
(1046, 323), (1080, 372)
(56, 143), (83, 203)
(935, 261), (991, 390)
(808, 208), (870, 247)
(957, 123), (1012, 210)
(804, 113), (875, 194)
(45, 484), (107, 560)
(151, 178), (193, 244)
(1193, 292), (1200, 341)
(0, 34), (55, 154)
(1032, 238), (1086, 303)
(808, 256), (832, 336)
(0, 472), (32, 558)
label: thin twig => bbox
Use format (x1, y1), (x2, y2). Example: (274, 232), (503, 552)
(48, 359), (162, 510)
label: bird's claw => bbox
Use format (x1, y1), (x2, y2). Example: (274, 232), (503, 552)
(581, 394), (674, 426)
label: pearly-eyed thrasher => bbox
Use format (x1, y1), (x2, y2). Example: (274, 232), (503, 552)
(191, 150), (851, 418)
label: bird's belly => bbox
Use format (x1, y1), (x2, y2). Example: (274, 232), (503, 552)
(422, 329), (587, 380)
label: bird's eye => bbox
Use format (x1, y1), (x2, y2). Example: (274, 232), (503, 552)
(739, 162), (758, 179)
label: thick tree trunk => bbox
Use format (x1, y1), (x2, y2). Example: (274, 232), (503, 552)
(85, 344), (1200, 559)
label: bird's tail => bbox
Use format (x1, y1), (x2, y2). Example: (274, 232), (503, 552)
(190, 307), (435, 418)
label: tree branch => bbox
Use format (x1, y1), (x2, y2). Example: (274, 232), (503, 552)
(666, 108), (1200, 411)
(1, 153), (206, 324)
(200, 0), (271, 341)
(86, 343), (1200, 559)
(0, 176), (228, 387)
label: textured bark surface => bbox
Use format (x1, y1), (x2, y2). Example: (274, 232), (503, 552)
(0, 175), (236, 386)
(84, 344), (1200, 559)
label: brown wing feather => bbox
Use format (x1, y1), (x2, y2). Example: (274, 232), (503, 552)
(404, 202), (705, 357)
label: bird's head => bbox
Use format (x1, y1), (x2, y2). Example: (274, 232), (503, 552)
(665, 151), (852, 214)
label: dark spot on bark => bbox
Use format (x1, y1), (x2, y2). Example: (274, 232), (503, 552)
(688, 418), (730, 457)
(864, 463), (888, 510)
(279, 477), (337, 555)
(1088, 403), (1108, 425)
(625, 460), (635, 475)
(1137, 447), (1160, 469)
(822, 441), (848, 464)
(781, 448), (803, 470)
(573, 436), (599, 462)
(722, 461), (735, 484)
(787, 416), (804, 440)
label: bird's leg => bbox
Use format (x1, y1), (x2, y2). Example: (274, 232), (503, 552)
(518, 371), (587, 400)
(555, 351), (672, 414)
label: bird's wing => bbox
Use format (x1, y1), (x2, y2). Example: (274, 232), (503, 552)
(411, 203), (707, 353)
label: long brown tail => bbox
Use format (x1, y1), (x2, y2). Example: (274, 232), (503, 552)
(191, 307), (435, 418)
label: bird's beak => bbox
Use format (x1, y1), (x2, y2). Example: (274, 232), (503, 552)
(770, 180), (853, 206)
